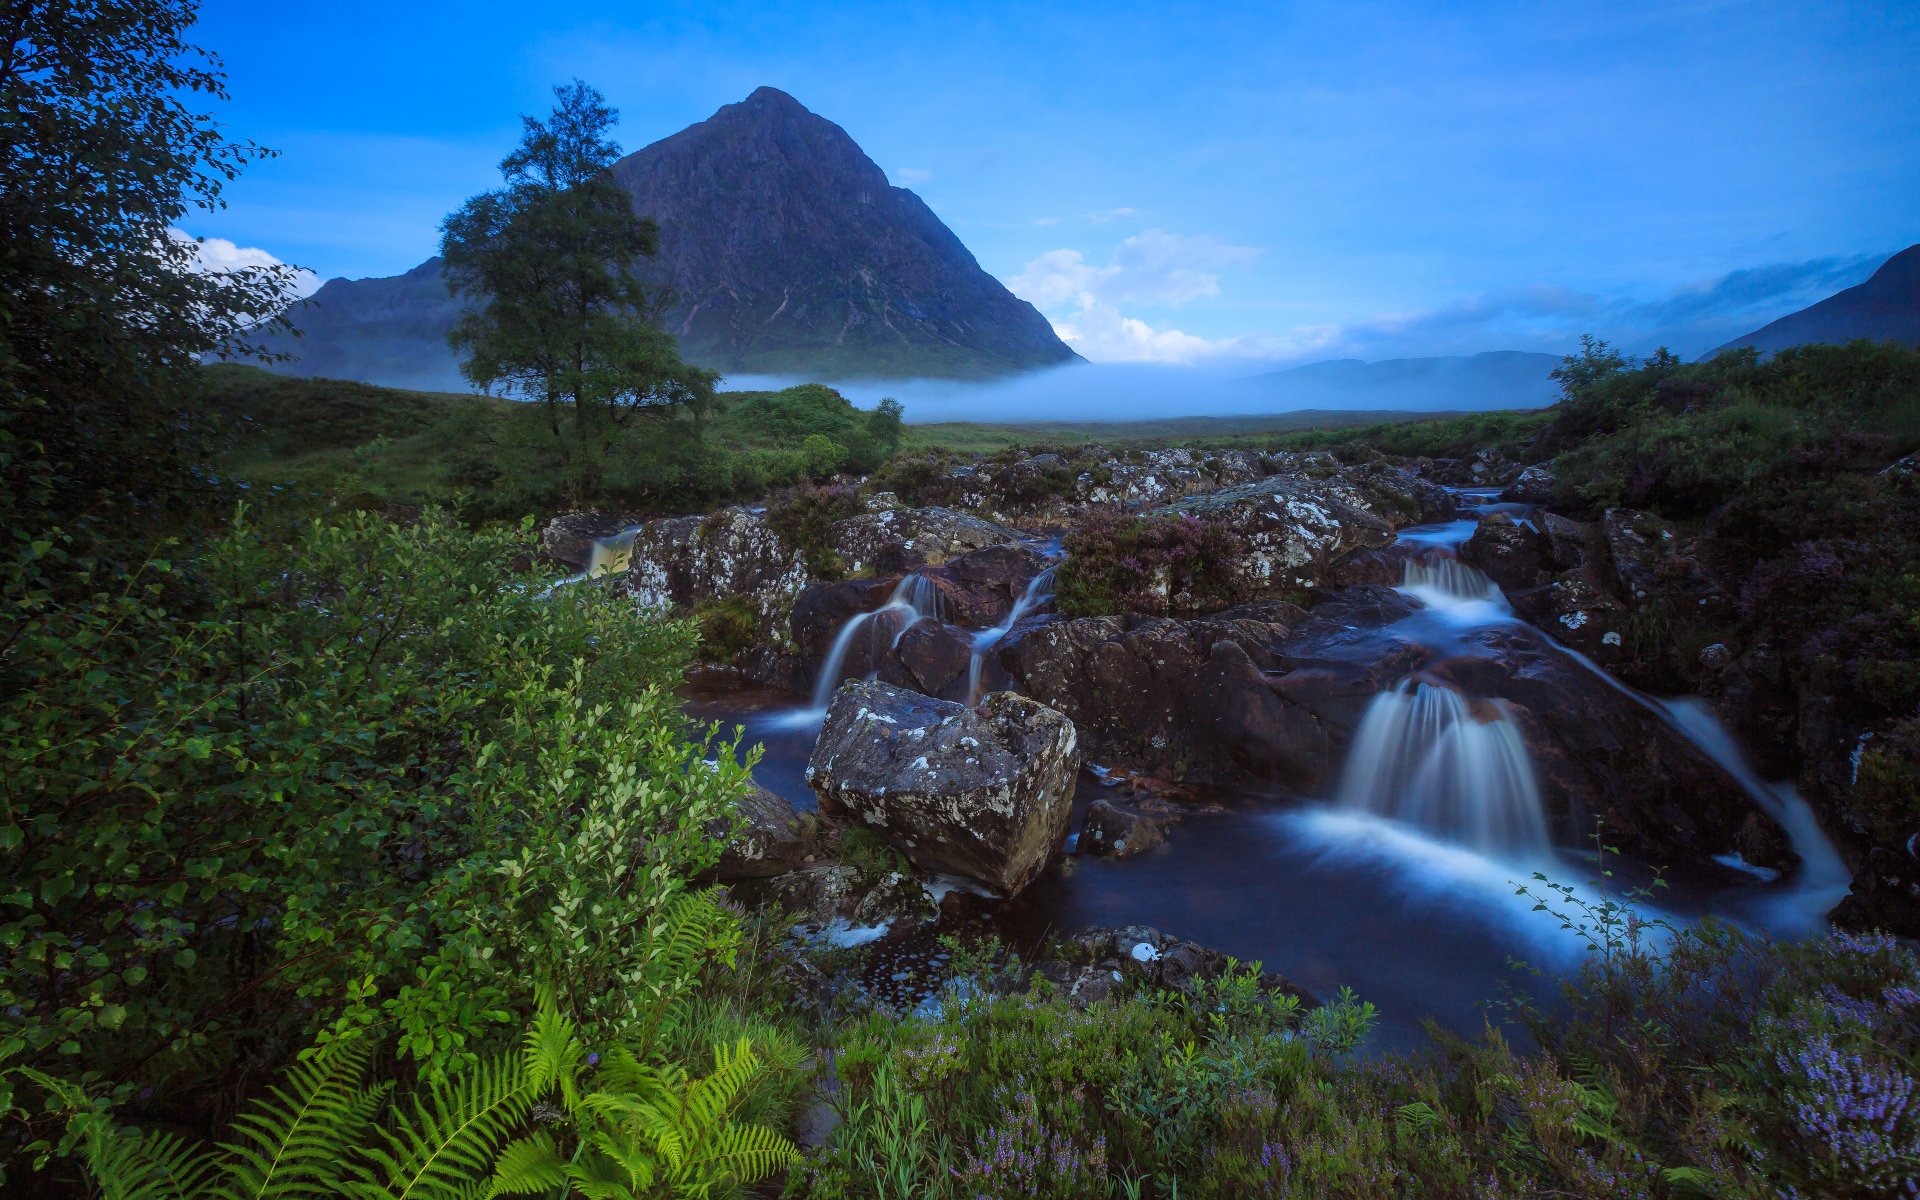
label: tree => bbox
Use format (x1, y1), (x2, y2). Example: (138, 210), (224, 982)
(0, 0), (301, 531)
(440, 81), (715, 497)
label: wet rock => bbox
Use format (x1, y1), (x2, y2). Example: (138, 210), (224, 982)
(806, 680), (1080, 896)
(1508, 564), (1630, 662)
(924, 541), (1050, 627)
(1503, 464), (1557, 504)
(711, 784), (818, 881)
(1699, 642), (1733, 671)
(1078, 799), (1166, 858)
(1426, 621), (1782, 864)
(1461, 512), (1549, 593)
(1002, 601), (1333, 791)
(879, 621), (976, 701)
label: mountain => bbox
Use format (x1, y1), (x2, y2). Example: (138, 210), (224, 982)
(1241, 351), (1562, 410)
(258, 88), (1078, 387)
(1709, 244), (1920, 358)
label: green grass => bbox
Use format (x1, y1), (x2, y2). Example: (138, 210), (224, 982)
(901, 408), (1508, 453)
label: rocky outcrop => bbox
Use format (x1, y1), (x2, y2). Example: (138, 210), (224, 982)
(1502, 464), (1557, 504)
(710, 784), (818, 881)
(1149, 454), (1454, 602)
(828, 505), (1021, 575)
(1001, 601), (1332, 789)
(806, 680), (1080, 896)
(1460, 512), (1549, 594)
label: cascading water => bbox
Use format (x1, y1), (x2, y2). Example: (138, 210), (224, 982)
(807, 573), (945, 710)
(1336, 680), (1551, 857)
(966, 567), (1055, 703)
(1400, 553), (1504, 607)
(538, 526), (642, 596)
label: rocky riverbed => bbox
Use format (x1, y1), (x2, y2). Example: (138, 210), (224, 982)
(548, 441), (1880, 1030)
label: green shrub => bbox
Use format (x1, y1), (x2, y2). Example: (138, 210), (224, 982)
(0, 506), (752, 1133)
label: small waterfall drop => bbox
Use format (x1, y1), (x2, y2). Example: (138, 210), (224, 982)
(1398, 552), (1508, 616)
(966, 567), (1055, 703)
(1336, 680), (1551, 858)
(807, 573), (945, 710)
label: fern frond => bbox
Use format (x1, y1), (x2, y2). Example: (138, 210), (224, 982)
(214, 1039), (381, 1200)
(697, 1122), (800, 1188)
(680, 1038), (758, 1134)
(484, 1133), (568, 1197)
(86, 1128), (218, 1200)
(522, 998), (585, 1109)
(346, 1052), (536, 1200)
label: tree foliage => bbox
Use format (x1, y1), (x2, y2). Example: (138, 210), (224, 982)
(0, 0), (300, 530)
(441, 81), (716, 497)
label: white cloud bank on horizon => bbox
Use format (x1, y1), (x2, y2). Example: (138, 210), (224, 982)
(1010, 229), (1266, 364)
(172, 229), (323, 298)
(1012, 238), (1890, 368)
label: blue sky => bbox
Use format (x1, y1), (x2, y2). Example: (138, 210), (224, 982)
(188, 0), (1918, 365)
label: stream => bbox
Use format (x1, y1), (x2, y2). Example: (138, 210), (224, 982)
(677, 488), (1849, 1048)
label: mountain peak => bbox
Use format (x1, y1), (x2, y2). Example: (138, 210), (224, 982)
(740, 85), (807, 112)
(254, 90), (1077, 385)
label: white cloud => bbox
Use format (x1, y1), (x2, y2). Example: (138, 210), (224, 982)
(892, 166), (933, 186)
(1009, 229), (1265, 363)
(1011, 230), (1261, 312)
(1083, 206), (1142, 222)
(173, 229), (322, 297)
(1032, 215), (1062, 226)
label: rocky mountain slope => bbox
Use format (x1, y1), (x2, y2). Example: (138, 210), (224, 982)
(1711, 243), (1920, 358)
(259, 88), (1079, 388)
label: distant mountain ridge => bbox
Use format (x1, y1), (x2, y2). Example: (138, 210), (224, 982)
(258, 88), (1078, 387)
(1710, 244), (1920, 358)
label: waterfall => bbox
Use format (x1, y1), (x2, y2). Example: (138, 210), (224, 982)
(966, 567), (1055, 703)
(1399, 552), (1506, 610)
(1336, 680), (1550, 857)
(539, 526), (642, 596)
(807, 573), (945, 710)
(583, 527), (642, 578)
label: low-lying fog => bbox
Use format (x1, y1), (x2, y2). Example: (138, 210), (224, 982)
(726, 351), (1562, 424)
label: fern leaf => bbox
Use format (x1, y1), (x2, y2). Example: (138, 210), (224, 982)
(485, 1133), (568, 1197)
(698, 1123), (800, 1189)
(346, 1052), (536, 1200)
(87, 1128), (218, 1200)
(214, 1039), (380, 1200)
(522, 999), (585, 1110)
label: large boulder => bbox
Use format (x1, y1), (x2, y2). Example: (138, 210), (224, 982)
(806, 681), (1081, 896)
(1002, 601), (1333, 790)
(1460, 512), (1549, 594)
